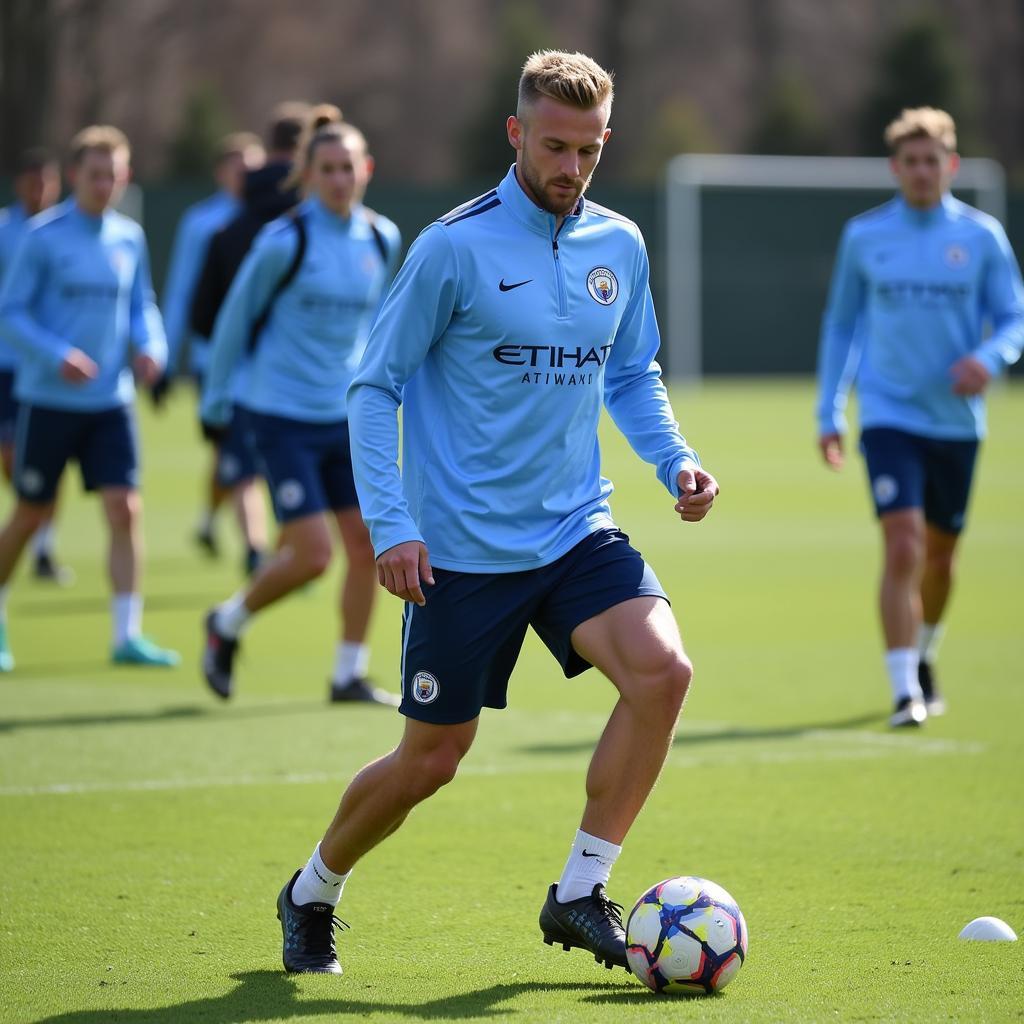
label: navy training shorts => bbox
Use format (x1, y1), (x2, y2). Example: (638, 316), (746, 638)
(13, 402), (139, 504)
(247, 410), (359, 523)
(860, 426), (979, 535)
(215, 405), (261, 488)
(0, 370), (18, 445)
(398, 528), (669, 725)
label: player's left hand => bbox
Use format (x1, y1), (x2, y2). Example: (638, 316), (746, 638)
(950, 355), (991, 396)
(133, 353), (162, 388)
(675, 467), (719, 523)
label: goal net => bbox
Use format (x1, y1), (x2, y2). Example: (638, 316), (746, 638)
(662, 155), (1006, 381)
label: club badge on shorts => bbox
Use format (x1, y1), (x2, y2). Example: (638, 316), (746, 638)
(587, 267), (618, 305)
(412, 671), (440, 704)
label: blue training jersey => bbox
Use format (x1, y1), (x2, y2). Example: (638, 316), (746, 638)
(0, 198), (166, 411)
(201, 196), (400, 426)
(0, 202), (31, 371)
(817, 193), (1024, 440)
(161, 190), (239, 376)
(348, 165), (700, 573)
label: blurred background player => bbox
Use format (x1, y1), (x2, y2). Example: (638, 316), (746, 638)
(0, 148), (73, 584)
(157, 131), (265, 560)
(816, 107), (1024, 727)
(0, 126), (179, 671)
(188, 103), (322, 578)
(201, 120), (401, 705)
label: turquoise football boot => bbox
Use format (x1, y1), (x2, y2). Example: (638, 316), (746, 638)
(112, 635), (180, 667)
(0, 620), (14, 672)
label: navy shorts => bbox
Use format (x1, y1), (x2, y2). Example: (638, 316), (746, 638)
(860, 427), (979, 534)
(0, 370), (18, 445)
(399, 528), (669, 725)
(247, 410), (359, 523)
(13, 402), (139, 504)
(215, 405), (260, 488)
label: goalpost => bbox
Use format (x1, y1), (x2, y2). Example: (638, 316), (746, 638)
(663, 154), (1007, 381)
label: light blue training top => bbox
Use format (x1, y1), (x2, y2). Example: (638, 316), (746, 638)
(348, 165), (701, 573)
(0, 198), (166, 411)
(161, 189), (239, 376)
(817, 193), (1024, 440)
(201, 195), (400, 426)
(0, 202), (31, 372)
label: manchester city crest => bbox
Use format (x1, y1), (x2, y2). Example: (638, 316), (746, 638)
(412, 671), (439, 704)
(943, 243), (969, 268)
(586, 267), (618, 305)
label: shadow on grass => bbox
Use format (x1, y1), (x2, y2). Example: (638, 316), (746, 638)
(520, 711), (886, 756)
(0, 700), (332, 733)
(33, 971), (638, 1023)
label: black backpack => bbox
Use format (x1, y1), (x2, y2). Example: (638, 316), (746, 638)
(247, 208), (391, 352)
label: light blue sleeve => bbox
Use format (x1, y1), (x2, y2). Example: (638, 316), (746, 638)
(129, 233), (167, 368)
(370, 218), (404, 324)
(604, 231), (700, 497)
(974, 223), (1024, 375)
(161, 212), (200, 374)
(348, 224), (458, 556)
(0, 230), (72, 369)
(816, 223), (865, 435)
(200, 225), (296, 425)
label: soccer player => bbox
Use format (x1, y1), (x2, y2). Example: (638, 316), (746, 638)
(0, 148), (72, 584)
(0, 126), (179, 670)
(200, 121), (401, 705)
(158, 132), (265, 562)
(816, 108), (1024, 727)
(274, 50), (719, 976)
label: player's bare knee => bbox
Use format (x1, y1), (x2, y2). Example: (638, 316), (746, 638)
(303, 543), (333, 579)
(14, 501), (49, 534)
(926, 547), (955, 581)
(885, 532), (923, 578)
(104, 494), (138, 533)
(404, 744), (464, 800)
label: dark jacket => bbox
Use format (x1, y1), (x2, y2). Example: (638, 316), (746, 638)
(189, 161), (300, 339)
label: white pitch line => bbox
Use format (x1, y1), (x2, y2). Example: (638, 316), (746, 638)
(0, 733), (984, 797)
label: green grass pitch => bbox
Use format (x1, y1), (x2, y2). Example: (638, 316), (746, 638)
(1, 380), (1021, 1023)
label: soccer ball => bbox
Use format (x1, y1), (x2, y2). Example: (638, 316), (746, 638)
(625, 876), (748, 995)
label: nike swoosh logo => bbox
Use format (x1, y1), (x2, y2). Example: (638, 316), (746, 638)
(499, 278), (532, 292)
(581, 849), (602, 858)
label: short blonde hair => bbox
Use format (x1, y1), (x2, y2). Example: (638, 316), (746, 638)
(216, 131), (263, 165)
(884, 107), (957, 153)
(518, 50), (614, 114)
(69, 125), (130, 165)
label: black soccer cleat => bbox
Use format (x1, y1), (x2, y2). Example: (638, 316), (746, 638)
(202, 609), (238, 700)
(33, 552), (75, 586)
(194, 526), (219, 559)
(889, 695), (927, 728)
(539, 883), (629, 970)
(277, 870), (347, 974)
(918, 661), (947, 716)
(329, 677), (400, 707)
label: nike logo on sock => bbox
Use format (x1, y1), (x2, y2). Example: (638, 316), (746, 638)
(581, 849), (603, 858)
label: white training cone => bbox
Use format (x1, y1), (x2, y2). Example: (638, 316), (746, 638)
(958, 917), (1018, 941)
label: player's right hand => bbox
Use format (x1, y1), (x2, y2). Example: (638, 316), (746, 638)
(377, 541), (434, 606)
(819, 432), (844, 470)
(59, 348), (99, 384)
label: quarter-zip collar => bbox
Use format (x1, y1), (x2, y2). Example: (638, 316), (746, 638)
(497, 164), (584, 241)
(895, 192), (956, 228)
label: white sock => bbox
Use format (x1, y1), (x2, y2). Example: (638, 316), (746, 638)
(917, 622), (945, 666)
(555, 829), (622, 903)
(0, 584), (9, 622)
(291, 843), (350, 908)
(885, 647), (922, 702)
(214, 592), (251, 639)
(32, 523), (55, 558)
(334, 642), (369, 685)
(112, 593), (143, 646)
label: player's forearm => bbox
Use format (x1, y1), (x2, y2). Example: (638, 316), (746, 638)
(605, 371), (700, 495)
(348, 382), (423, 556)
(0, 308), (71, 368)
